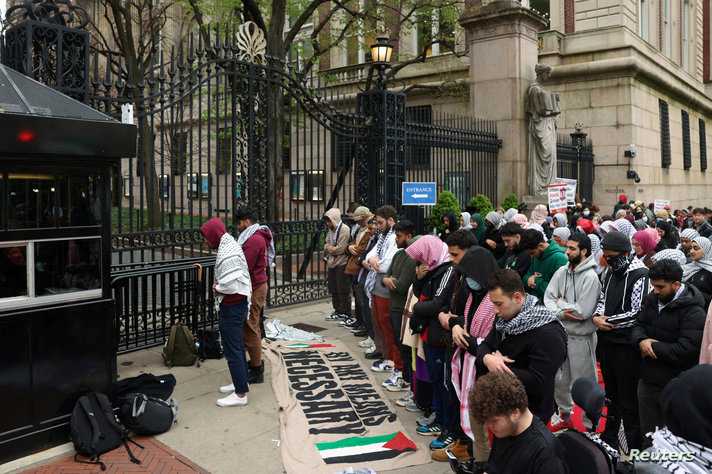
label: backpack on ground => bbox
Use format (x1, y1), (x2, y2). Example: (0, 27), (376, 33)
(119, 393), (178, 435)
(162, 321), (198, 367)
(117, 373), (177, 400)
(197, 328), (223, 360)
(70, 392), (142, 470)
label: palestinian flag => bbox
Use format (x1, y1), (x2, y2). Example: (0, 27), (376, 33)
(315, 431), (417, 464)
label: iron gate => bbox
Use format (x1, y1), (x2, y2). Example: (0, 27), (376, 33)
(557, 132), (595, 202)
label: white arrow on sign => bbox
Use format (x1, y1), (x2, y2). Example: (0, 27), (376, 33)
(411, 194), (429, 198)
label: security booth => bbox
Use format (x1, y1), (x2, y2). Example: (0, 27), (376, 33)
(0, 64), (136, 462)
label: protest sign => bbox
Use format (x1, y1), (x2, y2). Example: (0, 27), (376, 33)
(554, 177), (577, 205)
(654, 199), (670, 213)
(548, 183), (568, 214)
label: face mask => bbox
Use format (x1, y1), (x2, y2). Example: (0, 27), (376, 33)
(583, 210), (590, 216)
(607, 252), (631, 275)
(643, 216), (648, 223)
(466, 278), (482, 291)
(657, 218), (663, 222)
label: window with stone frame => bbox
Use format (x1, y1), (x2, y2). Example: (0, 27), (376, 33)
(682, 110), (691, 170)
(659, 99), (671, 168)
(700, 119), (708, 172)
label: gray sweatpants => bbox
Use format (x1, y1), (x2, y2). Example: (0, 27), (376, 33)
(555, 333), (598, 427)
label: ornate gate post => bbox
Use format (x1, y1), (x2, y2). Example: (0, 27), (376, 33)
(1, 0), (91, 103)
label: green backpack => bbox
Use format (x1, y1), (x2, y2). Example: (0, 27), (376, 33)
(162, 322), (198, 367)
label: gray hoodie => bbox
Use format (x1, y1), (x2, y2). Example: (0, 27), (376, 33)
(544, 254), (602, 337)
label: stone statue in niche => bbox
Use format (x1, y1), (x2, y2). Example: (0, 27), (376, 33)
(526, 64), (560, 196)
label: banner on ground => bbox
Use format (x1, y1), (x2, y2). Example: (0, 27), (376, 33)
(264, 339), (430, 474)
(654, 199), (670, 213)
(554, 177), (577, 205)
(548, 183), (568, 214)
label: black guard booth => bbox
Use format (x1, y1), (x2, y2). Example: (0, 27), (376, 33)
(0, 64), (136, 462)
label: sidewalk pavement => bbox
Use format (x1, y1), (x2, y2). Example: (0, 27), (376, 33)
(8, 299), (452, 474)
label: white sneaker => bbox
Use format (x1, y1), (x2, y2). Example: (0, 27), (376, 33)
(359, 337), (374, 348)
(220, 383), (235, 394)
(217, 393), (248, 407)
(365, 345), (378, 356)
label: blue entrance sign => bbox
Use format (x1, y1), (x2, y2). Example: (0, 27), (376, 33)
(402, 182), (437, 206)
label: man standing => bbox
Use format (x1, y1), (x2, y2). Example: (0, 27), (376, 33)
(477, 269), (568, 424)
(592, 230), (650, 451)
(324, 208), (352, 322)
(499, 222), (531, 278)
(344, 206), (373, 334)
(686, 208), (712, 238)
(235, 205), (274, 384)
(201, 217), (253, 407)
(363, 205), (399, 368)
(380, 219), (417, 391)
(544, 233), (601, 430)
(632, 259), (706, 447)
(520, 228), (568, 300)
(468, 372), (568, 474)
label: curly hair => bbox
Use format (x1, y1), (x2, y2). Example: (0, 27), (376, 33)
(468, 372), (528, 424)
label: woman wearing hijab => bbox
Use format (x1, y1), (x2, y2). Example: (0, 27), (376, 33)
(459, 212), (472, 230)
(632, 230), (657, 268)
(510, 213), (529, 229)
(529, 204), (548, 226)
(406, 236), (455, 436)
(680, 228), (700, 262)
(553, 212), (567, 228)
(552, 227), (571, 247)
(470, 213), (486, 245)
(503, 208), (518, 222)
(683, 236), (712, 308)
(439, 210), (460, 242)
(599, 220), (614, 236)
(657, 220), (679, 250)
(446, 247), (500, 462)
(483, 211), (506, 260)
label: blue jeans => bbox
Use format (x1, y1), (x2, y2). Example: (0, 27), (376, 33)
(423, 342), (453, 428)
(219, 299), (249, 394)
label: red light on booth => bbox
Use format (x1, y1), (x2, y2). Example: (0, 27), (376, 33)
(17, 130), (35, 143)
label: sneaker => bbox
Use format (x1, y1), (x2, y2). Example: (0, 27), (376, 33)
(417, 411), (436, 425)
(325, 312), (341, 321)
(340, 317), (357, 328)
(429, 430), (455, 451)
(416, 421), (442, 436)
(217, 393), (248, 407)
(382, 369), (402, 387)
(432, 438), (469, 462)
(358, 337), (375, 348)
(364, 350), (383, 360)
(371, 358), (394, 372)
(386, 378), (411, 392)
(351, 327), (367, 337)
(548, 412), (575, 432)
(219, 383), (235, 394)
(405, 401), (422, 413)
(395, 392), (414, 407)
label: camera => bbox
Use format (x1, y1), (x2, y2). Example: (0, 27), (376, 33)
(624, 144), (636, 158)
(627, 170), (640, 183)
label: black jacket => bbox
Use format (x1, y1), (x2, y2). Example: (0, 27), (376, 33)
(411, 262), (455, 344)
(476, 320), (568, 422)
(631, 284), (706, 387)
(499, 247), (532, 279)
(687, 268), (712, 308)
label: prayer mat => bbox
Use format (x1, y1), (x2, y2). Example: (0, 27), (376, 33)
(264, 338), (431, 473)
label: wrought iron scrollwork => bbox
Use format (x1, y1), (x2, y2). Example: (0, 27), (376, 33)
(5, 0), (89, 29)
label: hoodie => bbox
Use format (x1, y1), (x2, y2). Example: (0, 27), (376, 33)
(632, 284), (706, 387)
(523, 242), (568, 300)
(323, 208), (351, 268)
(200, 218), (249, 305)
(241, 228), (271, 289)
(544, 255), (602, 337)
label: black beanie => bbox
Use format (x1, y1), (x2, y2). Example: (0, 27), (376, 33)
(661, 365), (712, 448)
(601, 230), (631, 253)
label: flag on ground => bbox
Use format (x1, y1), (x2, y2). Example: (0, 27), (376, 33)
(316, 431), (417, 464)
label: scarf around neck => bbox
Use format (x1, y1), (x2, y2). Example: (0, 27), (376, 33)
(237, 223), (276, 268)
(682, 236), (712, 282)
(495, 294), (565, 342)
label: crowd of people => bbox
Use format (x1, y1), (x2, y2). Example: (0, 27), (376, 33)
(322, 196), (712, 473)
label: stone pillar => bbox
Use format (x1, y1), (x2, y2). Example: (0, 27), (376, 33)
(460, 0), (547, 204)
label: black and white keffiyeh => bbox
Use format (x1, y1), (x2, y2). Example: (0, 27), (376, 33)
(215, 233), (253, 313)
(237, 223), (276, 268)
(364, 228), (394, 301)
(495, 294), (565, 341)
(648, 427), (712, 474)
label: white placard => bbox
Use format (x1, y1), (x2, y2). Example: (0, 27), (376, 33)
(654, 199), (670, 213)
(554, 177), (577, 205)
(548, 183), (568, 214)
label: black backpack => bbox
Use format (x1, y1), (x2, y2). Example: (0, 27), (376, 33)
(197, 328), (223, 360)
(119, 393), (178, 435)
(70, 392), (142, 470)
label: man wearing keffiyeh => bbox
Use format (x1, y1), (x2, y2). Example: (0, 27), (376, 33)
(235, 205), (274, 384)
(476, 269), (567, 425)
(201, 217), (253, 407)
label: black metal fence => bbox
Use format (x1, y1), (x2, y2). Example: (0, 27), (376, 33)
(557, 133), (595, 201)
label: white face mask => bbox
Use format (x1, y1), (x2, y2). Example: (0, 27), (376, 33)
(583, 210), (590, 216)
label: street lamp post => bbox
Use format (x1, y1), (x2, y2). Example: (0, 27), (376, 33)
(370, 37), (393, 90)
